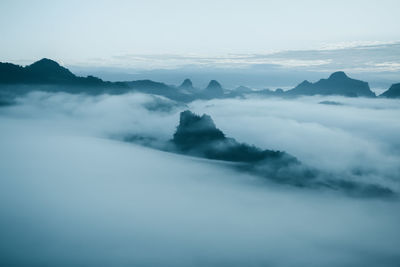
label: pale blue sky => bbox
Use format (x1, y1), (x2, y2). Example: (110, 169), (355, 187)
(0, 0), (399, 66)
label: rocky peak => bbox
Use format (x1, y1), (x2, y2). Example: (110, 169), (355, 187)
(206, 80), (222, 90)
(329, 71), (348, 80)
(179, 78), (194, 89)
(173, 110), (225, 150)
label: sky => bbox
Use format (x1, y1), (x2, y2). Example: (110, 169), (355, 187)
(68, 42), (400, 91)
(0, 0), (399, 66)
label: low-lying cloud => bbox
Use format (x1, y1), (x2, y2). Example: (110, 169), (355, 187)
(1, 90), (400, 266)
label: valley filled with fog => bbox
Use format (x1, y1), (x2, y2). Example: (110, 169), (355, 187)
(1, 91), (399, 266)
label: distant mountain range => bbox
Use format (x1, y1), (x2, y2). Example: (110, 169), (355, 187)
(286, 71), (376, 97)
(1, 58), (399, 101)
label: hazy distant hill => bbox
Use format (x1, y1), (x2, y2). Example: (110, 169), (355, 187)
(202, 80), (224, 98)
(286, 71), (376, 97)
(179, 78), (194, 91)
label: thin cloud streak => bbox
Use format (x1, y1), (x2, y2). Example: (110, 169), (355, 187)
(66, 42), (400, 72)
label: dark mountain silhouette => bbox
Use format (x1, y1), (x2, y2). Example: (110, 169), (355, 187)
(121, 110), (396, 197)
(0, 59), (197, 100)
(206, 80), (222, 90)
(0, 62), (29, 83)
(2, 59), (398, 103)
(172, 110), (297, 164)
(202, 80), (224, 98)
(0, 58), (113, 88)
(0, 59), (216, 101)
(380, 83), (400, 98)
(25, 58), (76, 83)
(179, 79), (194, 90)
(286, 71), (376, 97)
(165, 110), (395, 197)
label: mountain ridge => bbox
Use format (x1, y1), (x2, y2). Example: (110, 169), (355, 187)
(1, 59), (398, 101)
(286, 71), (376, 97)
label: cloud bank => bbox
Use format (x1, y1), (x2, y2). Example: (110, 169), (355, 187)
(68, 42), (400, 91)
(0, 91), (399, 266)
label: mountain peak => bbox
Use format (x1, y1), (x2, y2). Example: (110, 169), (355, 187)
(23, 58), (77, 83)
(173, 110), (225, 150)
(29, 58), (61, 68)
(178, 110), (219, 133)
(203, 80), (224, 97)
(288, 72), (375, 97)
(206, 80), (222, 90)
(329, 71), (348, 80)
(179, 78), (193, 89)
(26, 58), (72, 75)
(299, 80), (311, 86)
(172, 110), (293, 164)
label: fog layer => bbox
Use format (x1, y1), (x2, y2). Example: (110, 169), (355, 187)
(0, 91), (399, 266)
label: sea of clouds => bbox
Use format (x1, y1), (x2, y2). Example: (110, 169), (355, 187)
(0, 91), (399, 266)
